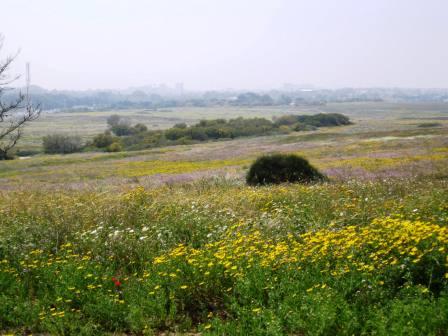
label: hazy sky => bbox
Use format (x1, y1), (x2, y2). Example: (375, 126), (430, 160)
(2, 0), (448, 90)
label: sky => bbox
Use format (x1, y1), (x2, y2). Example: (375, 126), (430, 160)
(1, 0), (448, 91)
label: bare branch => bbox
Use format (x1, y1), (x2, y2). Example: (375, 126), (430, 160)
(0, 34), (40, 159)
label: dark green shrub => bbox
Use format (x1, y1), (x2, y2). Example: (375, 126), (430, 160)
(165, 127), (189, 140)
(91, 114), (350, 152)
(131, 123), (148, 133)
(293, 122), (317, 131)
(14, 149), (41, 157)
(274, 113), (351, 128)
(273, 115), (300, 126)
(190, 128), (208, 141)
(93, 131), (115, 148)
(296, 113), (351, 127)
(246, 153), (326, 185)
(111, 124), (133, 136)
(174, 122), (187, 129)
(107, 115), (134, 136)
(417, 122), (442, 128)
(278, 125), (292, 134)
(42, 134), (83, 154)
(107, 142), (123, 152)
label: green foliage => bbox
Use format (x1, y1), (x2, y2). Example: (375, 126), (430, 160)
(246, 153), (326, 185)
(274, 113), (351, 127)
(292, 122), (317, 131)
(173, 122), (187, 129)
(111, 124), (133, 136)
(92, 131), (115, 148)
(0, 178), (447, 334)
(91, 113), (351, 152)
(273, 114), (299, 126)
(418, 122), (442, 128)
(165, 117), (276, 142)
(42, 134), (83, 154)
(298, 113), (351, 127)
(132, 123), (148, 133)
(107, 142), (123, 152)
(107, 114), (134, 136)
(14, 149), (41, 157)
(108, 117), (148, 137)
(165, 126), (189, 140)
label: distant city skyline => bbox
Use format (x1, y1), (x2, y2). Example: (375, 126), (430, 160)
(2, 0), (448, 91)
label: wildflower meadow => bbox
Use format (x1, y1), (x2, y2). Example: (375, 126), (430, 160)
(1, 177), (447, 335)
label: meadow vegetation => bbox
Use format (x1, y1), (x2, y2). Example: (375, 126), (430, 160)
(0, 103), (447, 335)
(91, 113), (351, 152)
(29, 113), (351, 155)
(43, 134), (83, 154)
(13, 102), (448, 151)
(0, 178), (447, 335)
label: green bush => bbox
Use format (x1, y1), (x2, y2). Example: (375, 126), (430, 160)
(14, 149), (41, 157)
(292, 122), (317, 131)
(165, 127), (189, 140)
(93, 131), (115, 148)
(107, 142), (123, 152)
(92, 114), (351, 152)
(111, 124), (133, 136)
(417, 122), (442, 128)
(42, 134), (83, 154)
(246, 153), (326, 185)
(274, 113), (351, 127)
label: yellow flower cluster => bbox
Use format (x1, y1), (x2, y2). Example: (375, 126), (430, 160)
(152, 217), (448, 278)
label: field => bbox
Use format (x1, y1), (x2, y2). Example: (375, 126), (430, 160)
(17, 102), (448, 149)
(1, 102), (448, 335)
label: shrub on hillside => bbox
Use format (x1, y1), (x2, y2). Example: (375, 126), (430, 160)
(42, 134), (83, 154)
(165, 127), (189, 140)
(246, 153), (326, 185)
(274, 113), (351, 127)
(417, 122), (442, 128)
(93, 131), (115, 148)
(297, 113), (351, 127)
(107, 115), (146, 136)
(91, 113), (351, 152)
(132, 123), (148, 133)
(292, 122), (317, 131)
(107, 142), (123, 152)
(15, 149), (41, 157)
(111, 124), (133, 136)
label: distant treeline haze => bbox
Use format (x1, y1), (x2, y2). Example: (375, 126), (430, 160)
(6, 86), (448, 112)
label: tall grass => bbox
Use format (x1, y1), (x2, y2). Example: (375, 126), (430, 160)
(0, 177), (447, 334)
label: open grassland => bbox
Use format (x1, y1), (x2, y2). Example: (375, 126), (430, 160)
(17, 101), (448, 150)
(2, 107), (447, 190)
(1, 103), (448, 335)
(1, 179), (448, 335)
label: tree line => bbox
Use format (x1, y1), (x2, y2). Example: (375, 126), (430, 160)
(41, 113), (351, 154)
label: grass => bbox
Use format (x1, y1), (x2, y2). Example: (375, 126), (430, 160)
(16, 101), (448, 150)
(0, 102), (448, 334)
(0, 178), (447, 335)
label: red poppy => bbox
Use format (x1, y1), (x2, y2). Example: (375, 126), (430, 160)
(112, 277), (121, 287)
